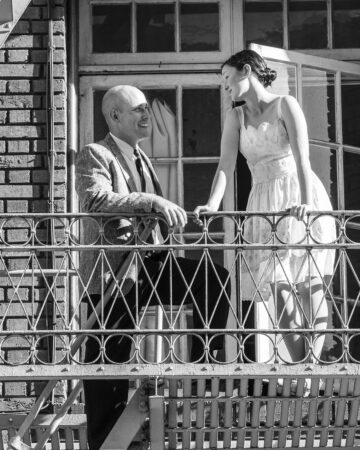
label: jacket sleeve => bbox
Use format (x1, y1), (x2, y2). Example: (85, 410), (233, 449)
(75, 144), (156, 213)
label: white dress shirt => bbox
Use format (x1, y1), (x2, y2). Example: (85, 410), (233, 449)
(110, 133), (156, 194)
(110, 133), (163, 243)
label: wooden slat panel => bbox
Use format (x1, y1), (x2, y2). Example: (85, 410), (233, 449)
(64, 427), (74, 450)
(346, 377), (360, 447)
(50, 429), (61, 450)
(78, 427), (88, 450)
(222, 378), (233, 448)
(168, 378), (178, 450)
(181, 379), (191, 449)
(319, 377), (334, 447)
(264, 378), (277, 447)
(209, 379), (219, 449)
(195, 378), (205, 449)
(333, 377), (350, 446)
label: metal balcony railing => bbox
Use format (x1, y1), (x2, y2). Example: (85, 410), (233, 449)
(2, 211), (360, 449)
(0, 211), (359, 372)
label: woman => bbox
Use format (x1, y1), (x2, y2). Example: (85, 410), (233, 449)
(194, 50), (335, 368)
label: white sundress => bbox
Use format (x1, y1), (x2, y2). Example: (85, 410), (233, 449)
(238, 97), (336, 300)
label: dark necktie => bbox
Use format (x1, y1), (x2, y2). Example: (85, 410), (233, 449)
(134, 147), (146, 192)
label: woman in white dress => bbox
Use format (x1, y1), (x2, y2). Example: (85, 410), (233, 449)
(194, 50), (336, 367)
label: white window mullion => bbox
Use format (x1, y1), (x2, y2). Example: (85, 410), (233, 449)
(296, 62), (302, 107)
(283, 0), (289, 50)
(175, 0), (180, 53)
(335, 70), (345, 210)
(177, 85), (184, 210)
(327, 0), (333, 49)
(131, 0), (136, 53)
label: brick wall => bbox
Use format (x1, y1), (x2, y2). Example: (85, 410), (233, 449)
(0, 0), (67, 411)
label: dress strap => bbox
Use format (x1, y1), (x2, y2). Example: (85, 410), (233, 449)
(236, 106), (245, 128)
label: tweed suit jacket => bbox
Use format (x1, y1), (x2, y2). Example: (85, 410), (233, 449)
(75, 133), (163, 295)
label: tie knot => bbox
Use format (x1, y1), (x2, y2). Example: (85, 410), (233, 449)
(134, 147), (141, 158)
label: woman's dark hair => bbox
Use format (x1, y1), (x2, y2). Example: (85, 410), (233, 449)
(222, 49), (277, 88)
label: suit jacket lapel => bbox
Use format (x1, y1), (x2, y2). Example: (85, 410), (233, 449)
(104, 133), (137, 193)
(139, 148), (163, 197)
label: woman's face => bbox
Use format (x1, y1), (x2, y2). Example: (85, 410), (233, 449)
(222, 64), (248, 101)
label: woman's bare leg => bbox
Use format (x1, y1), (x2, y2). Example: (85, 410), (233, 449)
(270, 281), (304, 363)
(297, 276), (328, 362)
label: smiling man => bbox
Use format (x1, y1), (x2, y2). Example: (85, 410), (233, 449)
(75, 85), (230, 449)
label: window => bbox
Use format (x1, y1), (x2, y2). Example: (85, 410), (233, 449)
(80, 0), (232, 65)
(244, 0), (360, 57)
(80, 74), (234, 261)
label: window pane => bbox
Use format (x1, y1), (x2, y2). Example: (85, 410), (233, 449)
(180, 3), (219, 51)
(333, 0), (360, 49)
(302, 68), (335, 142)
(344, 151), (360, 209)
(289, 1), (327, 49)
(141, 90), (177, 158)
(265, 61), (297, 97)
(137, 4), (175, 52)
(244, 1), (283, 48)
(92, 5), (131, 53)
(153, 163), (177, 204)
(310, 145), (337, 208)
(183, 88), (221, 157)
(184, 163), (218, 231)
(93, 90), (107, 142)
(341, 74), (360, 147)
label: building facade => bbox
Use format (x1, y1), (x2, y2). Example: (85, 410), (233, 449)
(1, 0), (360, 432)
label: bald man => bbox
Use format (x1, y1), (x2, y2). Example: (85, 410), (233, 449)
(76, 86), (230, 449)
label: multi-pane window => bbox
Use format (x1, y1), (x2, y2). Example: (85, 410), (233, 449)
(80, 0), (232, 65)
(80, 74), (233, 263)
(244, 0), (360, 51)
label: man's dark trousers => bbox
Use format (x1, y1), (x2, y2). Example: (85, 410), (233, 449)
(83, 253), (231, 450)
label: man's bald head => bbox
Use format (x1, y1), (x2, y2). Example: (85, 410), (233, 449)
(102, 85), (147, 123)
(101, 85), (151, 146)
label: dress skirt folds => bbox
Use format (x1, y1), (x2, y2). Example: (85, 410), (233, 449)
(236, 102), (336, 301)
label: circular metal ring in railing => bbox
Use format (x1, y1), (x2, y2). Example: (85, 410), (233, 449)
(240, 215), (273, 244)
(308, 214), (340, 244)
(172, 333), (206, 364)
(69, 334), (102, 364)
(104, 334), (136, 364)
(0, 335), (32, 365)
(1, 217), (33, 247)
(208, 333), (241, 363)
(102, 217), (135, 246)
(68, 216), (101, 246)
(34, 217), (67, 246)
(242, 333), (275, 364)
(34, 334), (67, 365)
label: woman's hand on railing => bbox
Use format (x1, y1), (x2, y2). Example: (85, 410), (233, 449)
(288, 203), (311, 221)
(193, 204), (217, 227)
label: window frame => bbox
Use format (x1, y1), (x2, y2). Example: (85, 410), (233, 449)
(79, 0), (235, 67)
(243, 0), (360, 60)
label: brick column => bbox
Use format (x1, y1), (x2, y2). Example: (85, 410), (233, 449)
(0, 0), (67, 410)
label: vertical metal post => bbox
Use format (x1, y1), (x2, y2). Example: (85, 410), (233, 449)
(149, 396), (165, 450)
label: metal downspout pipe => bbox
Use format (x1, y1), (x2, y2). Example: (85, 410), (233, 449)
(45, 0), (56, 408)
(67, 0), (80, 392)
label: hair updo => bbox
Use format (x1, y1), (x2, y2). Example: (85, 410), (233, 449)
(222, 49), (277, 88)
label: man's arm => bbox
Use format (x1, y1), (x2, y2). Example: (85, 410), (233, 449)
(76, 144), (187, 227)
(75, 144), (154, 213)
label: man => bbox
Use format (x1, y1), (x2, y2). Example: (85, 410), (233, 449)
(75, 85), (230, 449)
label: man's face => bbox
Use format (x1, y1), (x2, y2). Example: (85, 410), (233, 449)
(117, 89), (152, 146)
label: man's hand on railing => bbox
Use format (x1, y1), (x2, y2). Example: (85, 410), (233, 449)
(151, 196), (188, 228)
